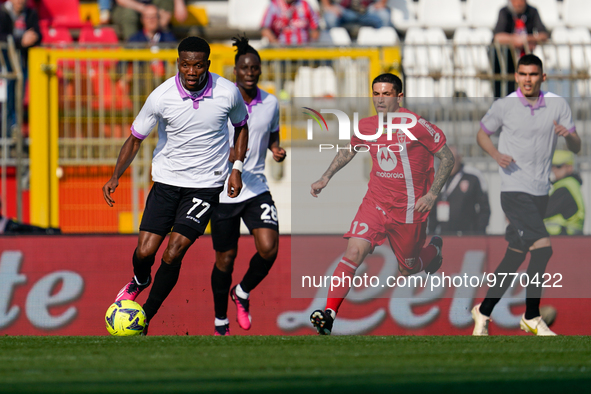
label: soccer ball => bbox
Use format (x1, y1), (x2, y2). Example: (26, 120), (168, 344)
(105, 300), (147, 336)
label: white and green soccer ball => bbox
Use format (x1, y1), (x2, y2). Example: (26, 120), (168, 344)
(105, 300), (147, 336)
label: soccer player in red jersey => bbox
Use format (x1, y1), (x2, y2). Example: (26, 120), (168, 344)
(309, 73), (455, 335)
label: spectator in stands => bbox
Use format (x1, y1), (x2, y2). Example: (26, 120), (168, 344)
(544, 150), (585, 235)
(112, 0), (187, 41)
(0, 0), (41, 134)
(428, 146), (490, 235)
(321, 0), (392, 30)
(99, 0), (112, 24)
(493, 0), (548, 96)
(0, 200), (61, 235)
(261, 0), (320, 46)
(128, 4), (176, 44)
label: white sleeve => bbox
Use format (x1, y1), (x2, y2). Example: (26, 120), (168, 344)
(228, 86), (249, 127)
(559, 98), (576, 133)
(480, 99), (504, 135)
(270, 101), (280, 133)
(131, 92), (160, 140)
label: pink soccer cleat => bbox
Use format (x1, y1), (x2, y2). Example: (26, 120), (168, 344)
(230, 286), (251, 330)
(115, 276), (151, 302)
(214, 324), (230, 336)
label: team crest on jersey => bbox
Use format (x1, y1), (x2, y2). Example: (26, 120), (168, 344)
(377, 147), (398, 171)
(405, 258), (416, 268)
(397, 129), (407, 145)
(418, 118), (435, 136)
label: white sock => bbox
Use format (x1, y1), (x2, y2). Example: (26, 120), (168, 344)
(236, 284), (249, 299)
(215, 318), (229, 326)
(134, 275), (149, 286)
(326, 308), (336, 320)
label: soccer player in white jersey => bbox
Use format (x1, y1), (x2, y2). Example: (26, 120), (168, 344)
(209, 36), (286, 336)
(472, 54), (581, 336)
(102, 37), (249, 334)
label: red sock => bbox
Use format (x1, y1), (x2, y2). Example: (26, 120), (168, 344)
(418, 244), (437, 272)
(326, 257), (359, 313)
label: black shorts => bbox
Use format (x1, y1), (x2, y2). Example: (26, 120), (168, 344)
(139, 182), (223, 242)
(211, 191), (279, 252)
(501, 192), (550, 251)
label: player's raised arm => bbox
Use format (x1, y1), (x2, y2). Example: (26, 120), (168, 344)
(228, 123), (249, 198)
(553, 121), (581, 154)
(415, 144), (454, 213)
(102, 134), (143, 207)
(310, 145), (356, 197)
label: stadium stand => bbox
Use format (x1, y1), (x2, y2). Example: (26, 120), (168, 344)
(40, 24), (74, 46)
(328, 27), (352, 46)
(78, 25), (118, 44)
(562, 0), (591, 28)
(227, 0), (268, 31)
(418, 0), (465, 32)
(528, 0), (563, 29)
(465, 0), (506, 29)
(389, 0), (419, 32)
(37, 0), (85, 28)
(356, 26), (399, 46)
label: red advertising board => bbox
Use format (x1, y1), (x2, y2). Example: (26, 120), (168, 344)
(0, 235), (589, 336)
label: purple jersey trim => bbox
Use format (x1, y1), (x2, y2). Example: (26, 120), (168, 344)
(480, 121), (494, 135)
(131, 125), (147, 140)
(232, 114), (249, 128)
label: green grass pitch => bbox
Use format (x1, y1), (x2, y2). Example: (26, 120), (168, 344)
(1, 336), (590, 393)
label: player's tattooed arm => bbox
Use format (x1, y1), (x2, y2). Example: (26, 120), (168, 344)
(310, 145), (356, 197)
(415, 144), (455, 212)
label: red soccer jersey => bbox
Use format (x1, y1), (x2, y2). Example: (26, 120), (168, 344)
(350, 108), (447, 224)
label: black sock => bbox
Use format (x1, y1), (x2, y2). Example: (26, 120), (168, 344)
(525, 246), (553, 320)
(240, 253), (276, 293)
(133, 248), (155, 284)
(142, 259), (181, 322)
(212, 264), (233, 320)
(479, 248), (527, 316)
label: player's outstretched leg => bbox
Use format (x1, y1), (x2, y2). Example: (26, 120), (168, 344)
(471, 303), (492, 336)
(520, 314), (556, 336)
(310, 309), (335, 335)
(424, 236), (443, 274)
(115, 247), (156, 302)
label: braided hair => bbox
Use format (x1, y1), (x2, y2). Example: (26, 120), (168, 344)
(232, 35), (261, 65)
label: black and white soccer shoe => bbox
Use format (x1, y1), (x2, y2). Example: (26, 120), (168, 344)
(310, 309), (334, 335)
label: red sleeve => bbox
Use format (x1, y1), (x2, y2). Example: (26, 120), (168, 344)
(412, 118), (447, 154)
(305, 3), (319, 29)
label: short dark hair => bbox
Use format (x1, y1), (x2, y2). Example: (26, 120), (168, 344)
(178, 36), (210, 57)
(232, 34), (261, 64)
(372, 73), (403, 94)
(517, 54), (543, 72)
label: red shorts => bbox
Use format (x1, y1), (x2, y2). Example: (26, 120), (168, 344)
(343, 198), (427, 270)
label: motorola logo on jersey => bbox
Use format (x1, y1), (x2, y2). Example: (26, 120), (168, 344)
(377, 147), (397, 171)
(303, 108), (418, 141)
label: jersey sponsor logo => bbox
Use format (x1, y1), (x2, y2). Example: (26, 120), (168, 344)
(375, 171), (404, 179)
(418, 118), (436, 136)
(377, 147), (398, 171)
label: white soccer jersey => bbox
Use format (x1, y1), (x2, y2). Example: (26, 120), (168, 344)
(220, 88), (280, 203)
(131, 72), (248, 188)
(480, 90), (575, 196)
